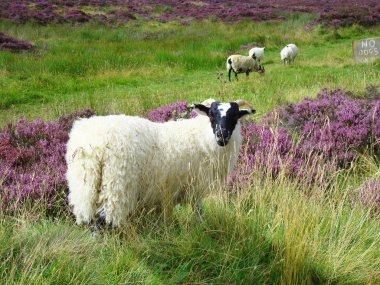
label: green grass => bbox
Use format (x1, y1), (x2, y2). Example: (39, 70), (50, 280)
(1, 14), (380, 124)
(1, 14), (380, 284)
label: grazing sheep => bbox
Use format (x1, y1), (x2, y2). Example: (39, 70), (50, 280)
(280, 44), (298, 64)
(226, 54), (265, 82)
(248, 47), (265, 64)
(66, 99), (255, 227)
(287, 44), (298, 55)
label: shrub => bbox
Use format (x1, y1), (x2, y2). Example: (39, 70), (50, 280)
(1, 1), (379, 27)
(266, 89), (380, 165)
(232, 89), (380, 188)
(147, 101), (196, 122)
(0, 109), (94, 214)
(64, 9), (91, 23)
(0, 32), (34, 52)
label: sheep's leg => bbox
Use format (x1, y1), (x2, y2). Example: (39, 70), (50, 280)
(67, 155), (101, 225)
(100, 156), (139, 227)
(192, 200), (203, 222)
(198, 201), (203, 221)
(94, 217), (105, 231)
(89, 210), (107, 237)
(228, 68), (232, 82)
(234, 71), (238, 81)
(246, 71), (250, 78)
(162, 188), (174, 225)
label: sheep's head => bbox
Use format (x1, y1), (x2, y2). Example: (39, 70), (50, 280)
(192, 99), (255, 146)
(255, 64), (265, 74)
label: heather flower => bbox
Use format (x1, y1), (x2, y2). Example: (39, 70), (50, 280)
(331, 19), (343, 26)
(1, 0), (379, 26)
(64, 9), (91, 23)
(0, 32), (34, 52)
(230, 88), (380, 190)
(264, 89), (380, 167)
(147, 101), (197, 123)
(107, 9), (136, 24)
(0, 109), (94, 213)
(229, 123), (295, 192)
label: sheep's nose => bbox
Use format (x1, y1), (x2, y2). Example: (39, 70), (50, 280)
(216, 136), (229, 147)
(216, 130), (228, 139)
(216, 129), (230, 144)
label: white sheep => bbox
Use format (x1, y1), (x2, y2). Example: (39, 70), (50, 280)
(226, 54), (265, 82)
(248, 47), (265, 64)
(66, 99), (255, 227)
(280, 44), (298, 64)
(287, 44), (298, 55)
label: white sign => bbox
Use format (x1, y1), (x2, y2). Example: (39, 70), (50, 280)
(353, 37), (380, 63)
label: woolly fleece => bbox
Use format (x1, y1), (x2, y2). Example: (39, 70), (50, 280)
(66, 114), (242, 226)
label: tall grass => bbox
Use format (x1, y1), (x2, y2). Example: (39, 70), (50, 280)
(1, 156), (379, 284)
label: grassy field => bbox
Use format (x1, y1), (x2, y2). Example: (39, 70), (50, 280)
(1, 14), (380, 123)
(1, 13), (380, 284)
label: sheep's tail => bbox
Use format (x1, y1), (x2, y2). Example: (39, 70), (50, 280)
(66, 146), (103, 225)
(227, 57), (233, 82)
(226, 57), (232, 69)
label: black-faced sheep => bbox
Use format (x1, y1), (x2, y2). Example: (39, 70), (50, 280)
(66, 99), (255, 227)
(226, 54), (265, 82)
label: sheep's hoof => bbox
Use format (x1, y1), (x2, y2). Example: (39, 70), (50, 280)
(89, 214), (108, 238)
(90, 230), (99, 240)
(195, 201), (203, 223)
(95, 215), (107, 230)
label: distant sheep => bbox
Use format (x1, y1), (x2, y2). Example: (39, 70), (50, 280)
(248, 47), (265, 64)
(66, 99), (256, 227)
(226, 54), (265, 82)
(281, 44), (298, 64)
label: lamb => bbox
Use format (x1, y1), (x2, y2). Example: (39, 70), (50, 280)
(226, 54), (265, 82)
(280, 44), (298, 64)
(248, 47), (265, 64)
(66, 99), (255, 227)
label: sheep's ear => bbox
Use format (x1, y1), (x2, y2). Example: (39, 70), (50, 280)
(239, 108), (256, 119)
(191, 104), (210, 116)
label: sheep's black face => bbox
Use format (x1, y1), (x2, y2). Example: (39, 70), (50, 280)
(193, 101), (256, 147)
(209, 102), (240, 146)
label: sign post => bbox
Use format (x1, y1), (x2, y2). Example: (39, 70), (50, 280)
(352, 37), (380, 63)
